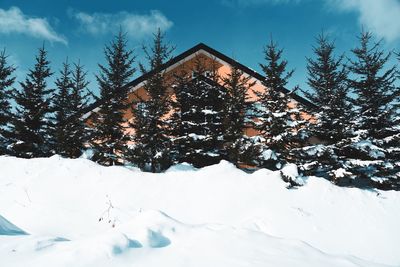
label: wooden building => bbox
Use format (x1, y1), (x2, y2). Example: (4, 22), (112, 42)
(83, 43), (316, 136)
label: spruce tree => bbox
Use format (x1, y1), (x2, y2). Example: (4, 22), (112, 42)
(221, 65), (255, 165)
(252, 38), (305, 170)
(297, 33), (354, 183)
(51, 59), (74, 156)
(90, 30), (136, 165)
(129, 29), (174, 172)
(169, 69), (190, 164)
(171, 58), (227, 168)
(0, 49), (15, 155)
(344, 31), (400, 189)
(67, 61), (91, 158)
(303, 33), (352, 143)
(349, 32), (398, 135)
(51, 60), (91, 158)
(10, 45), (54, 158)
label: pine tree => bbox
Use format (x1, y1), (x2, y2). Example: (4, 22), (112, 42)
(67, 61), (91, 158)
(128, 29), (174, 172)
(169, 69), (190, 164)
(0, 49), (15, 155)
(10, 45), (54, 158)
(90, 30), (136, 165)
(297, 33), (355, 183)
(221, 65), (255, 165)
(51, 60), (91, 158)
(252, 38), (305, 170)
(51, 59), (74, 156)
(171, 57), (227, 168)
(303, 33), (352, 143)
(349, 32), (398, 134)
(344, 31), (400, 189)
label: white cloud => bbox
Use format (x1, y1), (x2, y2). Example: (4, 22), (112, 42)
(0, 6), (67, 45)
(224, 0), (400, 42)
(327, 0), (400, 42)
(70, 10), (173, 38)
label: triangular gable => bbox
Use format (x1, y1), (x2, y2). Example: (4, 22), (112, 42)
(82, 43), (316, 119)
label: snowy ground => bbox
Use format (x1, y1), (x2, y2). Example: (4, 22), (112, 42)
(0, 156), (399, 267)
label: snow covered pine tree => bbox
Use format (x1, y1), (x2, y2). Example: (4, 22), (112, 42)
(296, 33), (355, 184)
(221, 65), (255, 166)
(172, 57), (227, 168)
(343, 31), (400, 189)
(128, 29), (174, 172)
(251, 38), (306, 170)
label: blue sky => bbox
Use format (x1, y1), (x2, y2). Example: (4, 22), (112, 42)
(0, 0), (399, 95)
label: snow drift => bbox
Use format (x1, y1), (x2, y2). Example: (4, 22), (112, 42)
(0, 155), (399, 266)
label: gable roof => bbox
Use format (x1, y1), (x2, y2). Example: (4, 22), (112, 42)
(82, 43), (316, 118)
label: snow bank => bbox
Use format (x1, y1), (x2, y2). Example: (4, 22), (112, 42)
(0, 156), (399, 266)
(0, 209), (388, 267)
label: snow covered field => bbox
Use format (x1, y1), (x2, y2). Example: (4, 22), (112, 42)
(0, 156), (399, 267)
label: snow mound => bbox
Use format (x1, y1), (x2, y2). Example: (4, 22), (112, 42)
(166, 162), (197, 172)
(0, 156), (399, 266)
(113, 210), (180, 249)
(281, 163), (306, 186)
(71, 211), (178, 258)
(0, 214), (27, 235)
(74, 210), (390, 267)
(0, 210), (388, 267)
